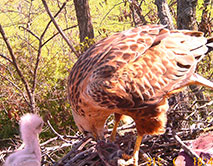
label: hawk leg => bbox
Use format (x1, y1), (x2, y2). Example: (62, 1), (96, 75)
(110, 113), (123, 141)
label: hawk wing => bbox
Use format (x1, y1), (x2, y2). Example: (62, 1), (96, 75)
(69, 25), (210, 111)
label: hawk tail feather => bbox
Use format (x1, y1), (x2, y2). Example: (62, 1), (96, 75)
(190, 73), (213, 89)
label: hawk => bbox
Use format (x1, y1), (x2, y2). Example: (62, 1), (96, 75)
(68, 24), (213, 165)
(5, 113), (43, 166)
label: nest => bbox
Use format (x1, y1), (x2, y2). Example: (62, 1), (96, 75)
(42, 127), (213, 166)
(42, 91), (212, 166)
(1, 90), (212, 166)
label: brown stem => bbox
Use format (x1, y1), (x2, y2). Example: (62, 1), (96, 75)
(41, 0), (79, 58)
(0, 24), (34, 111)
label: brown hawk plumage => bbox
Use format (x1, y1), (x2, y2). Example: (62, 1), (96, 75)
(68, 24), (213, 165)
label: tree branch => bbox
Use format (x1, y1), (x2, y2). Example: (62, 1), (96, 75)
(100, 2), (124, 26)
(173, 133), (207, 166)
(19, 26), (40, 40)
(30, 1), (71, 112)
(131, 0), (148, 25)
(0, 24), (33, 111)
(47, 120), (71, 143)
(53, 137), (92, 166)
(41, 1), (67, 40)
(0, 72), (30, 106)
(42, 25), (77, 47)
(0, 53), (13, 63)
(41, 0), (79, 58)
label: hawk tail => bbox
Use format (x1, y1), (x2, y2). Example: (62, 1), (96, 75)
(190, 73), (213, 89)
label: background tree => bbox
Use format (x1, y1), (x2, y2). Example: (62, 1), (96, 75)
(177, 0), (210, 105)
(74, 0), (94, 51)
(198, 0), (212, 36)
(155, 0), (174, 29)
(177, 0), (198, 30)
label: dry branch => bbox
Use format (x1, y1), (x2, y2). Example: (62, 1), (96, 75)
(52, 137), (92, 166)
(155, 0), (174, 30)
(41, 1), (67, 40)
(0, 24), (33, 109)
(42, 25), (78, 47)
(130, 0), (148, 25)
(41, 0), (79, 58)
(0, 53), (13, 63)
(0, 72), (29, 105)
(47, 120), (73, 143)
(99, 1), (124, 26)
(173, 133), (207, 166)
(19, 26), (40, 40)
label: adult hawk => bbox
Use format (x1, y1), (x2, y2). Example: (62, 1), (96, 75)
(68, 25), (213, 165)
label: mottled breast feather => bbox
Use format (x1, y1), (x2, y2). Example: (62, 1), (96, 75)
(68, 25), (208, 114)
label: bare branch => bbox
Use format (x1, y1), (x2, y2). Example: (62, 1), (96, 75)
(30, 1), (79, 102)
(96, 145), (111, 166)
(53, 137), (92, 166)
(19, 26), (40, 40)
(30, 2), (69, 111)
(41, 0), (79, 58)
(173, 133), (207, 166)
(65, 147), (95, 166)
(0, 73), (30, 106)
(42, 25), (77, 47)
(0, 24), (33, 111)
(47, 120), (71, 143)
(30, 40), (42, 111)
(40, 136), (58, 146)
(0, 53), (13, 63)
(31, 1), (79, 101)
(131, 0), (148, 25)
(41, 1), (67, 40)
(100, 1), (124, 26)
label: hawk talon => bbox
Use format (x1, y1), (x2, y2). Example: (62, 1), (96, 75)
(122, 153), (132, 160)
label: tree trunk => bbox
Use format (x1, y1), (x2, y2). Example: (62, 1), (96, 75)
(129, 0), (147, 26)
(155, 0), (174, 30)
(73, 0), (94, 43)
(177, 0), (198, 30)
(177, 0), (206, 108)
(198, 0), (211, 36)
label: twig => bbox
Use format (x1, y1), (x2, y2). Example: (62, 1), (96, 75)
(65, 147), (95, 166)
(0, 73), (30, 106)
(78, 152), (99, 166)
(41, 0), (79, 58)
(42, 153), (55, 164)
(99, 1), (124, 26)
(131, 0), (148, 25)
(0, 53), (13, 63)
(42, 25), (78, 47)
(96, 145), (112, 166)
(77, 137), (95, 151)
(47, 120), (71, 143)
(139, 149), (158, 166)
(196, 100), (213, 109)
(0, 24), (33, 110)
(19, 26), (40, 40)
(40, 136), (58, 147)
(31, 1), (71, 112)
(107, 122), (136, 133)
(173, 132), (207, 166)
(52, 136), (92, 166)
(43, 142), (72, 152)
(40, 1), (67, 40)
